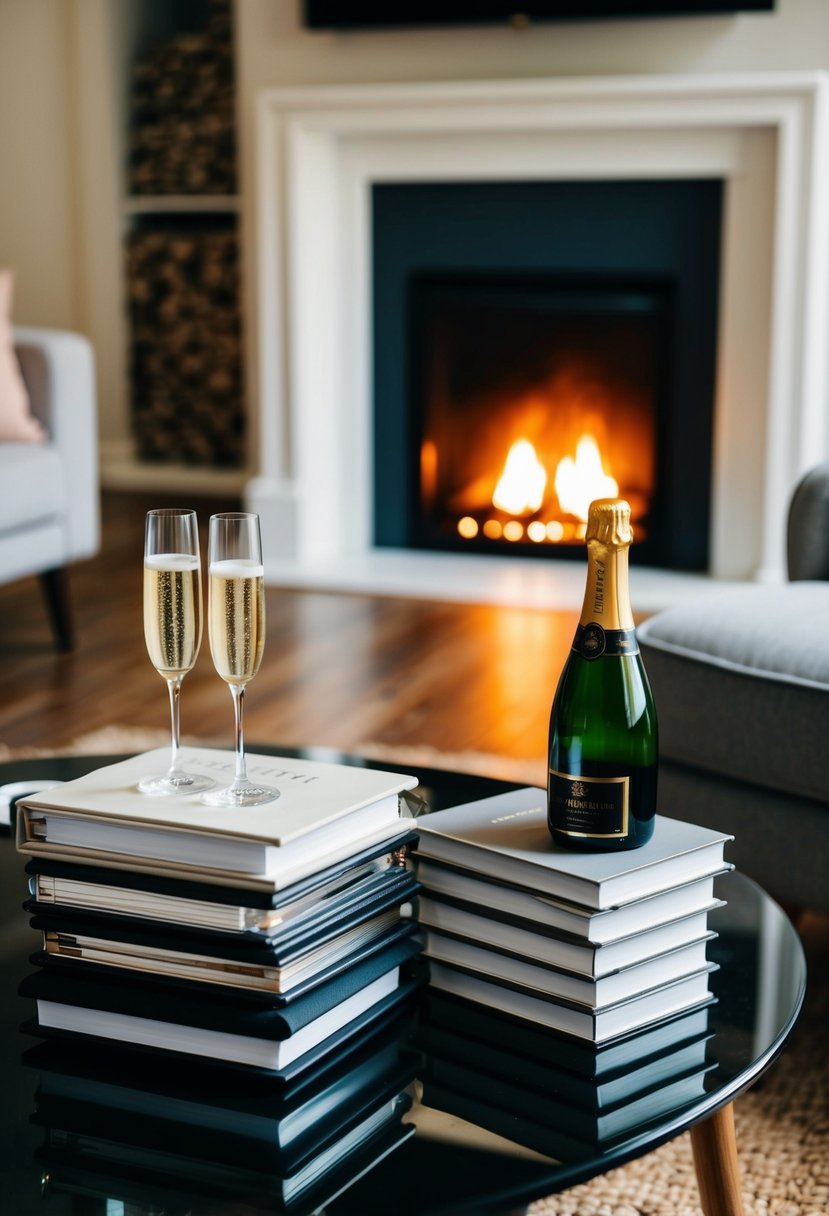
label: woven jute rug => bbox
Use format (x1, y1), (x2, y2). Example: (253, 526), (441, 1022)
(5, 728), (827, 1216)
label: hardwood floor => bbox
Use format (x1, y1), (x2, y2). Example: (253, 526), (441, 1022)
(0, 492), (578, 782)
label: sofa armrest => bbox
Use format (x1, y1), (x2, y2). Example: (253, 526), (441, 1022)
(787, 463), (829, 581)
(12, 326), (100, 563)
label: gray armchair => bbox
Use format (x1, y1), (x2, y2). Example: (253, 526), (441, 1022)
(638, 465), (829, 915)
(1, 328), (100, 649)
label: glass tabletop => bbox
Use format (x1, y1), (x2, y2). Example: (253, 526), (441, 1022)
(0, 750), (807, 1216)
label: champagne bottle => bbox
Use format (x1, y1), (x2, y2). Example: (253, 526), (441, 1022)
(547, 498), (658, 851)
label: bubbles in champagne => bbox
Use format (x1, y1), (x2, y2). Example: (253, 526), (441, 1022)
(208, 559), (265, 684)
(143, 553), (202, 678)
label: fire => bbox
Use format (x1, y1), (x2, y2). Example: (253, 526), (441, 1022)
(555, 434), (618, 522)
(492, 439), (547, 515)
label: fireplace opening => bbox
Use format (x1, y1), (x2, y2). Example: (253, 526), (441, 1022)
(372, 179), (722, 572)
(408, 272), (671, 566)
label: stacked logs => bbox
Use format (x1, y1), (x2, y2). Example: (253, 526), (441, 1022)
(129, 0), (236, 196)
(127, 0), (243, 466)
(127, 227), (244, 468)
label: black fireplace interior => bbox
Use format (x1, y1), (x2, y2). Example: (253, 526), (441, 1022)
(373, 179), (722, 571)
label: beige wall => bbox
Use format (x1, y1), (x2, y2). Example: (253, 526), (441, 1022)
(233, 0), (829, 469)
(0, 0), (78, 329)
(3, 0), (829, 462)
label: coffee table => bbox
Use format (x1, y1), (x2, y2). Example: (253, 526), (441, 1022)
(0, 749), (806, 1216)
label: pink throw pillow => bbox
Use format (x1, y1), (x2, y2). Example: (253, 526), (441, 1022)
(0, 269), (45, 442)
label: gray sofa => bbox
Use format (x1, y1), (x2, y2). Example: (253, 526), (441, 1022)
(637, 464), (829, 915)
(1, 328), (100, 649)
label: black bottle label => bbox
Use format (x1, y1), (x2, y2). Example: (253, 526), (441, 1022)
(572, 625), (639, 661)
(548, 769), (630, 838)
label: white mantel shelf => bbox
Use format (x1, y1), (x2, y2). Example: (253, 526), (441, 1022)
(248, 71), (829, 603)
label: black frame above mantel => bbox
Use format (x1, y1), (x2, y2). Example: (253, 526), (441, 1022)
(303, 1), (775, 30)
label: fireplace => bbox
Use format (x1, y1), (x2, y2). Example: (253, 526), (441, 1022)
(373, 178), (722, 572)
(408, 271), (670, 563)
(248, 74), (829, 607)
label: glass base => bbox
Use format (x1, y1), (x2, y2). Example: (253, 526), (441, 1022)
(137, 772), (215, 797)
(201, 781), (280, 808)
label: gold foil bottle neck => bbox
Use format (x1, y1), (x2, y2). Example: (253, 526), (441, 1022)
(585, 499), (633, 548)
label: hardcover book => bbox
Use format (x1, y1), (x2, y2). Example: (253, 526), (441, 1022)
(418, 896), (717, 977)
(419, 1060), (713, 1161)
(421, 1055), (715, 1146)
(35, 1087), (415, 1211)
(421, 988), (714, 1078)
(25, 827), (417, 929)
(427, 959), (716, 1042)
(16, 748), (418, 888)
(415, 860), (729, 944)
(25, 1011), (419, 1163)
(417, 1018), (713, 1111)
(422, 930), (714, 1009)
(414, 788), (732, 910)
(32, 887), (418, 997)
(20, 934), (422, 1074)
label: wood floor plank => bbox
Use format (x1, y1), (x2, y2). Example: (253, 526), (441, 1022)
(0, 492), (577, 775)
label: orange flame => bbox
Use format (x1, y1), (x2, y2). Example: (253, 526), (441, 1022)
(492, 439), (547, 516)
(554, 435), (618, 522)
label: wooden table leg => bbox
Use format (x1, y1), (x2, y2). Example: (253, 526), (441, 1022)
(690, 1102), (745, 1216)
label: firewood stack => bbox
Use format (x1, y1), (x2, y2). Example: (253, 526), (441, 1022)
(127, 0), (244, 468)
(129, 0), (236, 196)
(127, 228), (244, 468)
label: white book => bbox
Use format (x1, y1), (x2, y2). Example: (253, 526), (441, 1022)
(428, 962), (715, 1043)
(35, 968), (400, 1070)
(415, 861), (728, 944)
(423, 931), (714, 1009)
(417, 897), (715, 977)
(414, 789), (732, 911)
(17, 748), (417, 888)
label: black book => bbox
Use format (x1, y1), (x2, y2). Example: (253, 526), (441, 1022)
(428, 957), (716, 1042)
(29, 1022), (419, 1172)
(24, 827), (417, 930)
(20, 934), (423, 1076)
(421, 988), (715, 1079)
(420, 1052), (715, 1146)
(417, 1018), (714, 1111)
(28, 870), (420, 995)
(36, 1092), (414, 1212)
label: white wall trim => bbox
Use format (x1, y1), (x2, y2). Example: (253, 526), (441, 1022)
(250, 72), (829, 587)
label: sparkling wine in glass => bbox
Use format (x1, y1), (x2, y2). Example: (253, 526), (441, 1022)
(138, 509), (214, 797)
(202, 512), (279, 807)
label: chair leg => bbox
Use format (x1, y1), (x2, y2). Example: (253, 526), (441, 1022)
(39, 567), (75, 652)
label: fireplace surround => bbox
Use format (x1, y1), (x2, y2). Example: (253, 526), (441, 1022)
(247, 72), (829, 607)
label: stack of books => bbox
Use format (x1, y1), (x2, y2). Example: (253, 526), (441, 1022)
(24, 1010), (419, 1213)
(16, 747), (424, 1080)
(413, 787), (732, 1045)
(417, 988), (716, 1161)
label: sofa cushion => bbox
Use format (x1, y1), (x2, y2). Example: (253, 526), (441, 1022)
(0, 270), (45, 442)
(637, 583), (829, 805)
(0, 442), (64, 532)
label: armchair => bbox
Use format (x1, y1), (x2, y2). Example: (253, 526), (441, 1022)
(638, 465), (829, 915)
(0, 328), (100, 649)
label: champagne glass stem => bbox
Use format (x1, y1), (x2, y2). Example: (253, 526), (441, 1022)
(166, 676), (184, 780)
(231, 683), (248, 788)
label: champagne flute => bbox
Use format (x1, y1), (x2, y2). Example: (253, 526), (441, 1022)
(202, 512), (279, 807)
(138, 509), (214, 796)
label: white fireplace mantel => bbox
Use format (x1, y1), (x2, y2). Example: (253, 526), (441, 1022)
(247, 72), (829, 606)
